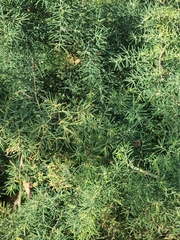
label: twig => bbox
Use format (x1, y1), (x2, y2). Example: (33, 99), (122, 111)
(158, 44), (167, 72)
(15, 157), (23, 211)
(23, 180), (32, 199)
(128, 161), (159, 179)
(31, 55), (41, 110)
(33, 74), (41, 110)
(82, 0), (84, 7)
(114, 154), (159, 179)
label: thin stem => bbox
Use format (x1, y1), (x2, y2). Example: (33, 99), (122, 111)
(158, 44), (167, 72)
(128, 161), (159, 179)
(31, 55), (41, 110)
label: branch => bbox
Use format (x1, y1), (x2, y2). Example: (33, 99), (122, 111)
(128, 161), (159, 179)
(158, 44), (167, 72)
(30, 55), (42, 110)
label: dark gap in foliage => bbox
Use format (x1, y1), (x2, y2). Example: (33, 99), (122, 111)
(0, 153), (13, 205)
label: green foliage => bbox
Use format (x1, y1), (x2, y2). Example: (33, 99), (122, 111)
(0, 0), (180, 239)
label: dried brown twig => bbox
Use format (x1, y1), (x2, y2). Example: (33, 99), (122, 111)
(23, 180), (32, 199)
(158, 44), (167, 72)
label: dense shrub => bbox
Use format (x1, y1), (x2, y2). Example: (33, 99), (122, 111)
(0, 0), (179, 239)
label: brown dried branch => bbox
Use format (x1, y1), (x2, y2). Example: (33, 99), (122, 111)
(158, 44), (167, 72)
(23, 180), (33, 199)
